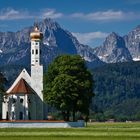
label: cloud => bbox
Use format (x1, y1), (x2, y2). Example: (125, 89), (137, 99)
(41, 9), (63, 19)
(71, 10), (140, 21)
(0, 8), (63, 20)
(0, 8), (33, 20)
(72, 32), (108, 44)
(0, 8), (139, 22)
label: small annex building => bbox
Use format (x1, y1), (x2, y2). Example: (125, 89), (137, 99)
(2, 25), (48, 120)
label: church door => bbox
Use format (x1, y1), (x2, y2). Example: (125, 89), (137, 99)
(19, 112), (23, 120)
(6, 112), (9, 120)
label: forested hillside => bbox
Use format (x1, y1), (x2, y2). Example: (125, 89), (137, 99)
(92, 61), (140, 121)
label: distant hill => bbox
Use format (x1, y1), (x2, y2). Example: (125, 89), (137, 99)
(91, 61), (140, 121)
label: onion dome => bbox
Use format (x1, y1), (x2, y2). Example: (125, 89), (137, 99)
(30, 26), (43, 41)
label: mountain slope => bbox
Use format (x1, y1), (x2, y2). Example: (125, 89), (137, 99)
(1, 18), (140, 68)
(93, 32), (132, 63)
(0, 18), (102, 69)
(124, 25), (140, 61)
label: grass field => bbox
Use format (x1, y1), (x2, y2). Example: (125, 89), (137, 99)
(0, 122), (140, 140)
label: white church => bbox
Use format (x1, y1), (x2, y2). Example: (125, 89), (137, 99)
(2, 25), (48, 120)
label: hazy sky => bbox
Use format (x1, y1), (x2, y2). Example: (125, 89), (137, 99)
(0, 0), (140, 47)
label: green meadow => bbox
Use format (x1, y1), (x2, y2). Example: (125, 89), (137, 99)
(0, 122), (140, 140)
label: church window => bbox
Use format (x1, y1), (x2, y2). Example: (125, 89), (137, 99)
(36, 49), (38, 54)
(28, 98), (31, 103)
(32, 50), (34, 54)
(6, 112), (9, 120)
(35, 42), (38, 45)
(20, 98), (23, 103)
(19, 112), (23, 120)
(13, 98), (16, 104)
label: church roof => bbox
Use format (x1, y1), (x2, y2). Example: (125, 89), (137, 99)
(6, 69), (31, 94)
(8, 78), (35, 94)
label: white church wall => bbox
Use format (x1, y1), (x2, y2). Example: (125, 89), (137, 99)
(5, 94), (35, 120)
(28, 94), (36, 120)
(31, 65), (44, 120)
(2, 98), (8, 120)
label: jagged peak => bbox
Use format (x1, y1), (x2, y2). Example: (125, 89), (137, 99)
(42, 18), (54, 24)
(105, 32), (122, 42)
(135, 25), (140, 30)
(39, 18), (61, 31)
(108, 32), (119, 37)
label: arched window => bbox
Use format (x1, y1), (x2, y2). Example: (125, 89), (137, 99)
(32, 50), (34, 54)
(20, 98), (23, 103)
(6, 112), (9, 120)
(36, 49), (38, 55)
(28, 98), (31, 103)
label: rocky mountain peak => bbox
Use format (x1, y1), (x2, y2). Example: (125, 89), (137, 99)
(134, 25), (140, 31)
(93, 32), (132, 63)
(0, 18), (103, 68)
(124, 24), (140, 60)
(1, 18), (140, 69)
(38, 18), (59, 47)
(105, 32), (125, 48)
(39, 18), (60, 33)
(107, 32), (118, 38)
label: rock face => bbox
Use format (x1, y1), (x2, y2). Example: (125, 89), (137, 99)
(0, 18), (102, 68)
(93, 32), (132, 63)
(0, 18), (140, 68)
(124, 25), (140, 61)
(93, 25), (140, 63)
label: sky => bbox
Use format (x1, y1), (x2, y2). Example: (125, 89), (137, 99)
(0, 0), (140, 47)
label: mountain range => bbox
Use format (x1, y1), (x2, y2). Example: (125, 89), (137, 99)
(0, 18), (140, 68)
(0, 18), (140, 121)
(93, 26), (140, 63)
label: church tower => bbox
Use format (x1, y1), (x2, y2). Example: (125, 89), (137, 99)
(30, 25), (44, 119)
